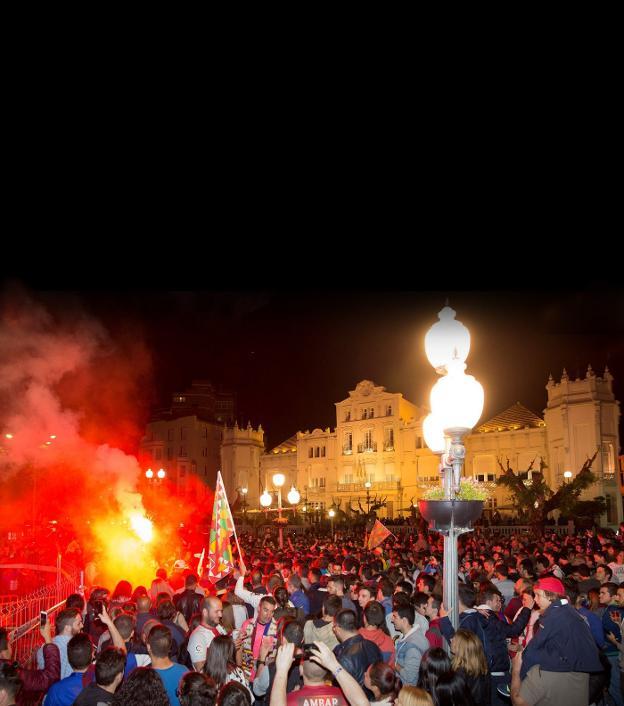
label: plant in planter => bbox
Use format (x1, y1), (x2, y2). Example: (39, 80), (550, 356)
(423, 477), (490, 502)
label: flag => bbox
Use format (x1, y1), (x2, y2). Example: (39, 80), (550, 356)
(367, 519), (392, 550)
(196, 548), (205, 578)
(207, 471), (237, 580)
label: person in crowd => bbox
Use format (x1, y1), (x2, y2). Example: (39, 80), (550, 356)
(188, 598), (228, 672)
(175, 575), (204, 625)
(333, 608), (382, 694)
(36, 608), (83, 679)
(0, 621), (60, 704)
(599, 580), (624, 706)
(111, 666), (171, 706)
(391, 601), (429, 687)
(358, 601), (395, 666)
(364, 662), (396, 706)
(146, 624), (189, 706)
(305, 568), (325, 619)
(238, 596), (278, 683)
(43, 633), (93, 706)
(0, 662), (22, 706)
(450, 629), (490, 706)
(74, 647), (126, 706)
(286, 575), (309, 620)
(204, 636), (250, 697)
(178, 672), (218, 706)
(303, 595), (341, 651)
(416, 648), (451, 697)
(252, 617), (303, 702)
(327, 576), (357, 613)
(433, 671), (476, 706)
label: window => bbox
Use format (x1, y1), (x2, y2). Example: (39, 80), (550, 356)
(364, 430), (373, 449)
(369, 407), (375, 419)
(362, 409), (368, 420)
(602, 443), (615, 477)
(309, 447), (314, 458)
(167, 430), (174, 441)
(344, 473), (353, 483)
(321, 446), (326, 457)
(319, 478), (325, 488)
(180, 446), (187, 457)
(203, 427), (208, 438)
(180, 465), (186, 477)
(315, 446), (320, 458)
(202, 448), (208, 457)
(476, 474), (485, 482)
(345, 410), (351, 421)
(415, 436), (424, 449)
(344, 432), (353, 455)
(386, 405), (392, 416)
(487, 474), (495, 482)
(155, 448), (162, 460)
(180, 427), (187, 440)
(384, 427), (394, 451)
(175, 396), (186, 403)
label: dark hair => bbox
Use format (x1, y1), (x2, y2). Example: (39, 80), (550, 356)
(417, 647), (452, 695)
(273, 586), (289, 609)
(308, 568), (321, 582)
(112, 666), (170, 706)
(392, 601), (415, 626)
(216, 680), (251, 706)
(0, 662), (22, 700)
(157, 599), (177, 621)
(368, 661), (396, 697)
(132, 586), (149, 602)
(112, 580), (133, 601)
(396, 580), (414, 596)
(204, 636), (236, 688)
(179, 672), (218, 706)
(477, 586), (502, 605)
(328, 575), (345, 591)
(96, 647), (126, 686)
(147, 624), (172, 658)
(259, 595), (276, 609)
(185, 574), (199, 588)
(364, 601), (390, 634)
(66, 593), (86, 611)
(602, 582), (619, 598)
(280, 618), (304, 646)
(55, 608), (81, 634)
(597, 564), (614, 580)
(114, 613), (135, 640)
(323, 595), (343, 618)
(334, 609), (357, 632)
(0, 628), (8, 653)
(251, 570), (264, 586)
(413, 591), (429, 609)
(378, 578), (393, 598)
(434, 670), (475, 706)
(68, 633), (93, 670)
(288, 574), (303, 591)
(458, 584), (476, 609)
(417, 575), (436, 592)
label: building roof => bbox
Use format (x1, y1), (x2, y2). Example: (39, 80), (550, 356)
(269, 434), (298, 454)
(476, 402), (545, 433)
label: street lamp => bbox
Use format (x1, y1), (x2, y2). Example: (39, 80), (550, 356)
(563, 471), (572, 483)
(287, 486), (300, 520)
(273, 473), (286, 549)
(328, 508), (336, 537)
(423, 305), (484, 632)
(241, 486), (248, 521)
(365, 481), (372, 514)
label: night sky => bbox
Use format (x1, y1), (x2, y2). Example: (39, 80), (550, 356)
(3, 281), (623, 452)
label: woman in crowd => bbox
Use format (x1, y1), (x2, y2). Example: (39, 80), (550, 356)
(112, 666), (170, 706)
(395, 686), (434, 706)
(365, 662), (397, 706)
(204, 635), (251, 698)
(432, 672), (476, 706)
(450, 629), (490, 706)
(178, 672), (218, 706)
(216, 681), (251, 706)
(416, 647), (451, 697)
(272, 586), (299, 623)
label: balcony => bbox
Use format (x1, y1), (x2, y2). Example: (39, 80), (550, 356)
(342, 447), (353, 455)
(357, 442), (377, 453)
(336, 481), (400, 492)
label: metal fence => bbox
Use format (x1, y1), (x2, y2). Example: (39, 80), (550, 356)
(0, 564), (82, 667)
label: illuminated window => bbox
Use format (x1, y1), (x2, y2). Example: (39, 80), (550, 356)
(315, 446), (320, 458)
(309, 448), (314, 458)
(369, 408), (375, 419)
(362, 409), (368, 420)
(321, 446), (326, 457)
(319, 478), (325, 488)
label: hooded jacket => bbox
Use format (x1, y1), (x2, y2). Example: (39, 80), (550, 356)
(304, 618), (339, 650)
(521, 598), (603, 679)
(1, 642), (60, 706)
(394, 626), (430, 686)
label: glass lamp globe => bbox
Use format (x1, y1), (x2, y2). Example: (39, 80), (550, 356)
(430, 363), (484, 432)
(145, 469), (154, 479)
(157, 468), (166, 479)
(328, 509), (336, 518)
(260, 490), (273, 507)
(272, 473), (286, 488)
(287, 486), (300, 504)
(425, 306), (471, 372)
(423, 413), (447, 455)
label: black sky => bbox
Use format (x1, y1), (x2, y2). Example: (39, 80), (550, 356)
(7, 285), (622, 452)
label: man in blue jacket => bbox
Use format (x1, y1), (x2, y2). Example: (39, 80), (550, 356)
(510, 577), (602, 706)
(599, 581), (624, 706)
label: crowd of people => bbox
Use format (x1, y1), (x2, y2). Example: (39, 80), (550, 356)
(2, 522), (624, 706)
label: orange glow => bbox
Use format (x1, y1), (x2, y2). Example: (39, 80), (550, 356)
(129, 513), (153, 543)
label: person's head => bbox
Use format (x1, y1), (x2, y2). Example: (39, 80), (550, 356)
(307, 568), (321, 585)
(112, 580), (133, 601)
(327, 575), (344, 596)
(396, 686), (434, 706)
(55, 608), (83, 636)
(147, 624), (172, 659)
(67, 632), (93, 672)
(178, 672), (218, 706)
(358, 585), (373, 609)
(185, 574), (199, 590)
(0, 629), (11, 660)
(333, 608), (358, 642)
(458, 584), (476, 611)
(301, 657), (330, 685)
(0, 663), (21, 705)
(595, 564), (613, 584)
(273, 586), (289, 609)
(434, 671), (475, 706)
(201, 597), (224, 628)
(257, 596), (276, 625)
(533, 577), (565, 611)
(363, 601), (388, 631)
(321, 595), (342, 621)
(216, 680), (251, 706)
(391, 600), (415, 635)
(279, 618), (304, 648)
(599, 582), (619, 606)
(113, 613), (135, 642)
(417, 575), (435, 594)
(204, 635), (236, 687)
(95, 646), (126, 690)
(287, 575), (302, 595)
(111, 666), (171, 706)
(450, 629), (488, 677)
(514, 578), (532, 597)
(65, 593), (85, 612)
(617, 585), (624, 607)
(157, 599), (177, 622)
(137, 595), (152, 613)
(425, 594), (441, 620)
(416, 648), (451, 693)
(364, 662), (396, 701)
(477, 586), (503, 612)
(377, 578), (393, 601)
(413, 591), (429, 615)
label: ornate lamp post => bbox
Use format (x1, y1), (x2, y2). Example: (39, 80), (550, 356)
(419, 305), (485, 631)
(260, 488), (272, 522)
(287, 485), (300, 521)
(273, 473), (286, 549)
(563, 470), (572, 484)
(328, 508), (336, 538)
(241, 486), (248, 521)
(365, 481), (372, 514)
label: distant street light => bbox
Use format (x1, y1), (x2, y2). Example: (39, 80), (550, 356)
(145, 469), (154, 479)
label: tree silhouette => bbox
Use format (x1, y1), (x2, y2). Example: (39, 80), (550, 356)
(496, 451), (598, 528)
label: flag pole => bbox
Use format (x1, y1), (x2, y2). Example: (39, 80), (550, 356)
(216, 471), (245, 568)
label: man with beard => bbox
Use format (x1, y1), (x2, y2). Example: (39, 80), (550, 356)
(187, 597), (227, 672)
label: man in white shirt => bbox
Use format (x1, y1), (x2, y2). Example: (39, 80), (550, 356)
(187, 597), (227, 671)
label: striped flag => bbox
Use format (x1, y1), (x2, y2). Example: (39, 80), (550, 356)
(207, 471), (237, 580)
(367, 519), (393, 550)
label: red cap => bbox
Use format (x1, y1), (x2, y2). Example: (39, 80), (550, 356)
(534, 577), (565, 595)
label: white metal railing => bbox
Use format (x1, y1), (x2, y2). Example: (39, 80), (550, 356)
(336, 481), (400, 492)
